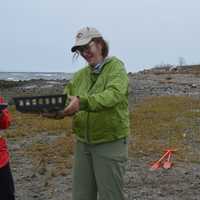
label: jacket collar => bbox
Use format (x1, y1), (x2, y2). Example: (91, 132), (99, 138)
(90, 56), (113, 74)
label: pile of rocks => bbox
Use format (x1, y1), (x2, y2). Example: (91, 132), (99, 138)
(128, 72), (200, 108)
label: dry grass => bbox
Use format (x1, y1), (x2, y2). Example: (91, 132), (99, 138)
(159, 80), (177, 84)
(129, 96), (200, 162)
(3, 106), (72, 138)
(27, 134), (75, 176)
(3, 96), (200, 173)
(3, 106), (74, 175)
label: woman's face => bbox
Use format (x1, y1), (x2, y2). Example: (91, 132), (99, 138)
(78, 41), (103, 66)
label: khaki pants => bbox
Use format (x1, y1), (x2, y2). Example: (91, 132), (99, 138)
(72, 138), (128, 200)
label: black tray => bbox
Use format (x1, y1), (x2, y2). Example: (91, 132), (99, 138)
(13, 94), (67, 113)
(0, 103), (8, 111)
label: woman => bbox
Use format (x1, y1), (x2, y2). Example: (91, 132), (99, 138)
(62, 27), (129, 200)
(0, 96), (15, 200)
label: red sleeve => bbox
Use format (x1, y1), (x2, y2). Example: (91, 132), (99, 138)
(0, 97), (11, 129)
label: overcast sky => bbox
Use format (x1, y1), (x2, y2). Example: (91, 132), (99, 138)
(0, 0), (200, 73)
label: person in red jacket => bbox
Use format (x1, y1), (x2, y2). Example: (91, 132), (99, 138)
(0, 96), (15, 200)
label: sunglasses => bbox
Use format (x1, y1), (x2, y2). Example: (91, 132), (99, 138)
(77, 41), (95, 54)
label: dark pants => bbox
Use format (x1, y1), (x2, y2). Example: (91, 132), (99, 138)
(0, 163), (15, 200)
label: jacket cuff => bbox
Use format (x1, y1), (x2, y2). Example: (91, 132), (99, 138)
(79, 96), (88, 110)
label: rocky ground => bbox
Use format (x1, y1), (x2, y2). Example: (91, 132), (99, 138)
(1, 68), (200, 200)
(1, 71), (200, 108)
(128, 72), (200, 110)
(9, 133), (200, 200)
(9, 132), (73, 200)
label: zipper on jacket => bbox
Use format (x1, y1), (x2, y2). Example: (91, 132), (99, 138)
(85, 112), (90, 143)
(84, 63), (107, 143)
(84, 72), (99, 143)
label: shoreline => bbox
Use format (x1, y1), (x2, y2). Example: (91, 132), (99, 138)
(0, 79), (69, 104)
(1, 70), (200, 106)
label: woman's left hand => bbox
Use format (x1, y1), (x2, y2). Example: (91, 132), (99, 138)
(64, 96), (80, 116)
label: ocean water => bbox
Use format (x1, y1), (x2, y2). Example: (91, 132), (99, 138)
(0, 72), (72, 81)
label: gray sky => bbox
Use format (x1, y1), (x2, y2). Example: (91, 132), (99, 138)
(0, 0), (200, 73)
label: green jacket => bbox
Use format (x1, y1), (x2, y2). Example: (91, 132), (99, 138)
(64, 56), (129, 144)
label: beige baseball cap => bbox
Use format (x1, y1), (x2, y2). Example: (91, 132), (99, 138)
(71, 27), (102, 52)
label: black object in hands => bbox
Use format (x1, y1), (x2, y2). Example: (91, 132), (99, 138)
(0, 103), (8, 111)
(13, 94), (67, 113)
